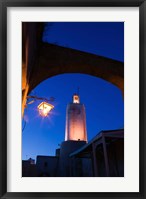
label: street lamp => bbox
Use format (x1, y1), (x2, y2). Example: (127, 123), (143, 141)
(26, 95), (55, 117)
(37, 101), (54, 117)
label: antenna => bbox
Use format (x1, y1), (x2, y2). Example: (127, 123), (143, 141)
(77, 87), (80, 96)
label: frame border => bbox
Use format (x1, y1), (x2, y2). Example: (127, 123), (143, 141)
(0, 0), (146, 198)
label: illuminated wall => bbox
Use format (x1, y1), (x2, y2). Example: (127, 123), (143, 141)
(65, 94), (87, 141)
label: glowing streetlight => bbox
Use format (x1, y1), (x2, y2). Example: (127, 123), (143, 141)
(26, 95), (55, 117)
(37, 101), (54, 117)
(22, 96), (55, 132)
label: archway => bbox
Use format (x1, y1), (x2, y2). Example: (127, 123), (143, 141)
(22, 23), (124, 116)
(29, 43), (124, 95)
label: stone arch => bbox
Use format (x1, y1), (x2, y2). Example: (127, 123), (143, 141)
(22, 23), (124, 116)
(29, 43), (124, 95)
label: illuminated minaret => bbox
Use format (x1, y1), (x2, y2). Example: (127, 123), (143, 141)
(58, 94), (87, 176)
(65, 94), (87, 142)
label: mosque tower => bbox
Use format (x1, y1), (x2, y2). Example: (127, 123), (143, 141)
(65, 94), (87, 142)
(58, 94), (88, 176)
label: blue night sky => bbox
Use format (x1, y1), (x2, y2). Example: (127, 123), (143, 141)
(22, 22), (124, 161)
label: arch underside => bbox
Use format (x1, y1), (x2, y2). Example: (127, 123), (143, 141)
(29, 43), (124, 94)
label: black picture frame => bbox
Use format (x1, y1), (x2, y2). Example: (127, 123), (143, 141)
(0, 0), (145, 198)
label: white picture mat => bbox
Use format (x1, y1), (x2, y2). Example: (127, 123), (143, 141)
(7, 7), (139, 192)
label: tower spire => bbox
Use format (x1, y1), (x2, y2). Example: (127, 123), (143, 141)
(73, 93), (80, 103)
(77, 87), (80, 96)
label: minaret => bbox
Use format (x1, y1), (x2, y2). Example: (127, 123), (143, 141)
(65, 94), (87, 142)
(58, 94), (87, 176)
